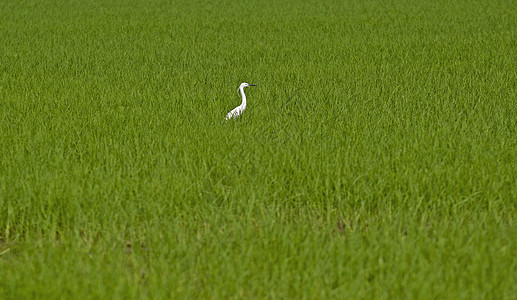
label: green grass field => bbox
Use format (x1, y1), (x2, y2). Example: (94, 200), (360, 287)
(1, 0), (517, 298)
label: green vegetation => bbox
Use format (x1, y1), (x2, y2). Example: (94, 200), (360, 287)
(1, 0), (516, 298)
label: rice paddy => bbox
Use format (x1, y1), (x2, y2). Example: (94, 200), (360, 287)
(1, 0), (516, 298)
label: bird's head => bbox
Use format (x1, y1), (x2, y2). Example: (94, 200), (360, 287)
(240, 82), (257, 88)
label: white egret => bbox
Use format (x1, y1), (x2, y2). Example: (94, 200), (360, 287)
(225, 82), (257, 120)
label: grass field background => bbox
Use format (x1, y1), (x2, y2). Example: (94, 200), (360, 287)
(1, 0), (516, 298)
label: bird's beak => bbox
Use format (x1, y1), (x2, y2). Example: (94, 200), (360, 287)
(249, 84), (257, 86)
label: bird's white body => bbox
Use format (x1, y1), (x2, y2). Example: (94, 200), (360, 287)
(226, 105), (245, 120)
(225, 82), (256, 120)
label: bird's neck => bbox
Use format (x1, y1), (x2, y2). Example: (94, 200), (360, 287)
(240, 87), (247, 107)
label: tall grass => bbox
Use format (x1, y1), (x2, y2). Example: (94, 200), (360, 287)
(1, 0), (516, 298)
